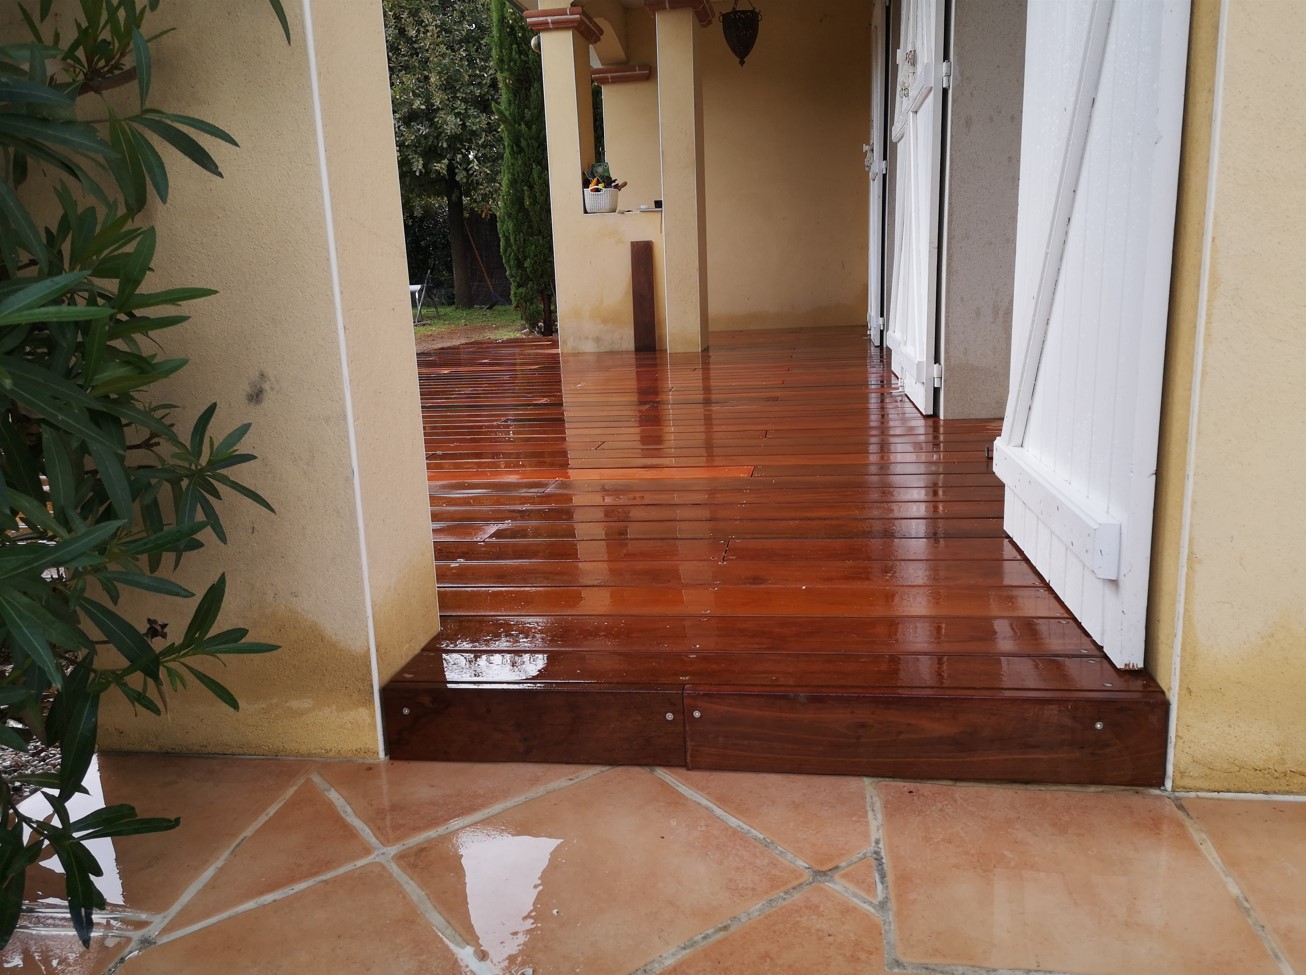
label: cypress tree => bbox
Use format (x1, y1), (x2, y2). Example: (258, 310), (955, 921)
(490, 0), (556, 335)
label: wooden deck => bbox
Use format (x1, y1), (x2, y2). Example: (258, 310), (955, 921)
(383, 328), (1168, 785)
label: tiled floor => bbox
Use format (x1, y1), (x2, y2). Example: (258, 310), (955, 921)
(7, 755), (1304, 974)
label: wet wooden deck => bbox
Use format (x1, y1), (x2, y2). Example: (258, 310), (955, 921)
(383, 328), (1168, 785)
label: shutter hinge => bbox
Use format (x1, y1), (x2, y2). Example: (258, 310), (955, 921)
(932, 362), (943, 387)
(941, 60), (953, 89)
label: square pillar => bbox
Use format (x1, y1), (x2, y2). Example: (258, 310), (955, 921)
(648, 1), (712, 352)
(527, 6), (601, 343)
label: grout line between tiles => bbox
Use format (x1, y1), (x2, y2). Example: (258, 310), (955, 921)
(648, 768), (812, 873)
(148, 854), (377, 948)
(865, 777), (1155, 975)
(629, 880), (814, 975)
(1173, 797), (1295, 975)
(378, 857), (494, 975)
(114, 764), (319, 966)
(378, 764), (611, 855)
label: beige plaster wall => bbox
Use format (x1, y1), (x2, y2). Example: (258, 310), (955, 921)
(1152, 0), (1306, 792)
(937, 0), (1025, 420)
(599, 8), (662, 208)
(701, 0), (871, 332)
(6, 0), (438, 758)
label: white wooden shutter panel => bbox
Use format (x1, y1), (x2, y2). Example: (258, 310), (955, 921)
(995, 0), (1190, 669)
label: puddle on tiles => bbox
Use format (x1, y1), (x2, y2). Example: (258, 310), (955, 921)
(456, 826), (561, 971)
(19, 757), (129, 908)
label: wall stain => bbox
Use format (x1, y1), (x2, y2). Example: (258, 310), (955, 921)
(246, 370), (272, 406)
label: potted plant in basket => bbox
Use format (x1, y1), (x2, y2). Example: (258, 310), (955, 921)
(582, 161), (626, 213)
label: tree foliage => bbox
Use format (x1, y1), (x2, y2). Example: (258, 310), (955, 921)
(384, 0), (501, 308)
(490, 0), (555, 334)
(0, 0), (286, 948)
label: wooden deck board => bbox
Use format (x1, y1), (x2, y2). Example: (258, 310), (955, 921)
(384, 329), (1168, 784)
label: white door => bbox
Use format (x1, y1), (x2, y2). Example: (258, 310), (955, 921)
(994, 0), (1190, 669)
(884, 0), (944, 414)
(865, 0), (888, 345)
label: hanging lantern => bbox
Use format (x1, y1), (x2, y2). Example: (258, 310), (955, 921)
(720, 0), (762, 67)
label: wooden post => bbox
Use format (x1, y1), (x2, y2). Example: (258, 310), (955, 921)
(631, 240), (657, 351)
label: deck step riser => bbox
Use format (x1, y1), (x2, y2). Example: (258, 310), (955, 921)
(382, 686), (1167, 787)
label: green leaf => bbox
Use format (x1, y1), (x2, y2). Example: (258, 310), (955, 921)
(211, 422), (251, 459)
(54, 685), (99, 802)
(266, 0), (291, 44)
(0, 726), (28, 751)
(0, 303), (114, 325)
(2, 520), (125, 579)
(97, 570), (193, 598)
(194, 489), (225, 543)
(0, 115), (112, 157)
(42, 425), (77, 517)
(182, 663), (238, 710)
(131, 115), (223, 177)
(142, 109), (237, 147)
(0, 356), (117, 450)
(122, 286), (216, 311)
(188, 402), (216, 460)
(127, 124), (168, 203)
(183, 574), (225, 647)
(0, 589), (63, 688)
(0, 177), (48, 268)
(0, 270), (89, 320)
(209, 472), (275, 513)
(131, 27), (150, 106)
(0, 75), (71, 108)
(80, 816), (179, 841)
(118, 521), (205, 557)
(79, 598), (159, 680)
(86, 434), (133, 525)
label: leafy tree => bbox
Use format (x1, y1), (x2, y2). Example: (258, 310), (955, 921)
(384, 0), (501, 309)
(0, 0), (287, 948)
(490, 0), (555, 335)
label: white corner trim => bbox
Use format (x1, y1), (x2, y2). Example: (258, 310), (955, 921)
(1165, 0), (1229, 792)
(301, 0), (387, 759)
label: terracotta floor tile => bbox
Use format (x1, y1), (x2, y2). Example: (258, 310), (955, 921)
(0, 931), (131, 973)
(166, 780), (375, 931)
(116, 863), (473, 974)
(1186, 798), (1306, 970)
(834, 857), (880, 903)
(662, 885), (890, 974)
(396, 766), (807, 974)
(318, 759), (591, 846)
(665, 769), (872, 869)
(21, 755), (311, 916)
(879, 783), (1280, 974)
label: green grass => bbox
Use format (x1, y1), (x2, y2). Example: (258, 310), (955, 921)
(413, 305), (521, 329)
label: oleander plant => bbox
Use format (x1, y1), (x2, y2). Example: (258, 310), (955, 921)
(0, 0), (288, 948)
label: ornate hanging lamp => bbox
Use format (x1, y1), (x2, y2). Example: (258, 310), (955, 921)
(720, 0), (762, 67)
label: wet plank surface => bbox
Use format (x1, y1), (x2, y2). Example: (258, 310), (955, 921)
(385, 328), (1167, 784)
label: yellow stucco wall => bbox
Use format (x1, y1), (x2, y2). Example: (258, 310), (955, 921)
(701, 0), (871, 332)
(599, 9), (662, 209)
(6, 0), (438, 758)
(1152, 0), (1306, 793)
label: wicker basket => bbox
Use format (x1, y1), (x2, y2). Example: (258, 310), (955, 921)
(583, 186), (619, 214)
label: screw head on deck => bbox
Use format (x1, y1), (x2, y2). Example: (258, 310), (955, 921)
(665, 712), (675, 721)
(692, 710), (703, 719)
(1094, 721), (1105, 731)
